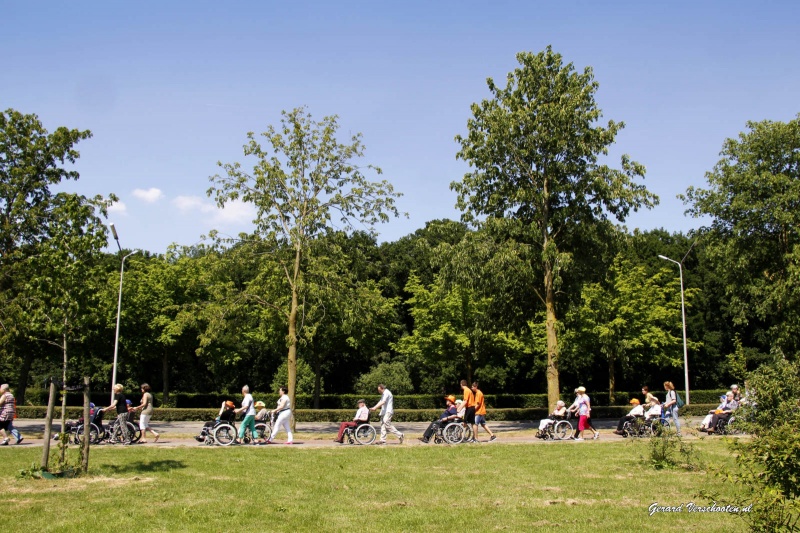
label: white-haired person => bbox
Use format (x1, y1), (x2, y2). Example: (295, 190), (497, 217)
(232, 385), (260, 445)
(536, 400), (567, 437)
(0, 384), (23, 445)
(645, 397), (662, 421)
(699, 395), (728, 430)
(101, 384), (132, 444)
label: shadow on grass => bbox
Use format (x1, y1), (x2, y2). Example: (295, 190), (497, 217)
(102, 460), (187, 474)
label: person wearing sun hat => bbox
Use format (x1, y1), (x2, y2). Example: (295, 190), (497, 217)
(614, 398), (645, 435)
(419, 395), (459, 443)
(334, 398), (370, 443)
(254, 400), (269, 422)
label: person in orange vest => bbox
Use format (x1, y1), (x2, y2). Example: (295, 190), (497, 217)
(471, 381), (497, 442)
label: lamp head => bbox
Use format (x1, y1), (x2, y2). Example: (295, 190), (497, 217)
(110, 223), (119, 241)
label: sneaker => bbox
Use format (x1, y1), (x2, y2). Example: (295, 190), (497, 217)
(399, 433), (405, 444)
(418, 437), (429, 443)
(0, 439), (8, 446)
(285, 442), (293, 445)
(16, 437), (24, 445)
(574, 438), (584, 441)
(490, 435), (497, 441)
(375, 440), (387, 445)
(593, 433), (600, 440)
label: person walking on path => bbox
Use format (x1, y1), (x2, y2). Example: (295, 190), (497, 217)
(459, 380), (477, 442)
(134, 383), (159, 443)
(370, 384), (404, 444)
(266, 386), (293, 444)
(102, 384), (132, 444)
(471, 382), (496, 442)
(233, 385), (259, 445)
(663, 381), (682, 437)
(0, 384), (23, 445)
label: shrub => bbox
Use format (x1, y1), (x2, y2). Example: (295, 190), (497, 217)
(354, 362), (414, 395)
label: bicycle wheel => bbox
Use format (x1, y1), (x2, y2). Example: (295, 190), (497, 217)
(554, 420), (572, 440)
(354, 424), (376, 445)
(443, 423), (465, 444)
(213, 423), (237, 446)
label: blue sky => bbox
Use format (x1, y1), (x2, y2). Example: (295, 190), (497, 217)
(3, 1), (799, 253)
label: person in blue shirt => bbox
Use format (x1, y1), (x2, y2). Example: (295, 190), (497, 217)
(419, 395), (459, 443)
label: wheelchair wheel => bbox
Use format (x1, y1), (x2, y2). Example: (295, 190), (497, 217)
(443, 422), (465, 444)
(127, 422), (141, 443)
(75, 423), (100, 445)
(354, 424), (376, 445)
(621, 420), (635, 438)
(254, 422), (269, 440)
(213, 423), (237, 446)
(554, 420), (572, 440)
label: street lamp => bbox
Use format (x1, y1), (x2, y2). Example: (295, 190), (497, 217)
(109, 223), (139, 403)
(658, 254), (689, 404)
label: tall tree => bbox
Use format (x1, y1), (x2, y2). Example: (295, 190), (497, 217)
(208, 107), (403, 414)
(452, 48), (658, 408)
(683, 114), (800, 359)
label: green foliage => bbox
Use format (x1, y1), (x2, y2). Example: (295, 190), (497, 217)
(645, 431), (701, 471)
(271, 359), (319, 396)
(452, 47), (658, 407)
(683, 114), (800, 357)
(704, 358), (800, 531)
(354, 361), (414, 395)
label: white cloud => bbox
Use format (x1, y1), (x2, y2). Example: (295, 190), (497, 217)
(132, 187), (164, 203)
(108, 200), (128, 215)
(172, 196), (255, 226)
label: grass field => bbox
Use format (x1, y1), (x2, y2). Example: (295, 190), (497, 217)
(7, 439), (747, 532)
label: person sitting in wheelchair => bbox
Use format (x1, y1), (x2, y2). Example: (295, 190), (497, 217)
(706, 391), (739, 434)
(255, 401), (269, 422)
(699, 395), (728, 430)
(645, 398), (662, 421)
(195, 400), (236, 442)
(614, 398), (644, 435)
(419, 395), (459, 443)
(536, 401), (567, 437)
(334, 398), (370, 443)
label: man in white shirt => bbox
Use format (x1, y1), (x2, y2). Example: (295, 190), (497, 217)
(370, 384), (404, 444)
(334, 399), (370, 443)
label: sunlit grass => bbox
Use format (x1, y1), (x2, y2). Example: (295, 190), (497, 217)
(6, 439), (745, 532)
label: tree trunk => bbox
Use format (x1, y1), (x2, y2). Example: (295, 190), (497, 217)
(162, 349), (170, 405)
(60, 331), (68, 464)
(286, 245), (302, 431)
(544, 263), (560, 411)
(81, 377), (90, 472)
(312, 351), (321, 409)
(608, 353), (616, 404)
(16, 347), (35, 405)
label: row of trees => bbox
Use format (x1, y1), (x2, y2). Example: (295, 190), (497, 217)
(2, 47), (798, 410)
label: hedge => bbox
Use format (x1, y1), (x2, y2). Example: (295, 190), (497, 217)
(15, 404), (716, 423)
(18, 389), (731, 409)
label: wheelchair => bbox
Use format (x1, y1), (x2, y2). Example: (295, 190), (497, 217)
(428, 419), (472, 444)
(342, 421), (377, 445)
(211, 418), (270, 446)
(74, 408), (140, 445)
(622, 416), (670, 438)
(711, 414), (741, 436)
(535, 413), (574, 440)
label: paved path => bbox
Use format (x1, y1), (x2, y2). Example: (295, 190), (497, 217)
(4, 417), (715, 449)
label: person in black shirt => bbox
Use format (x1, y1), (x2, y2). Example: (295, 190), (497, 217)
(102, 384), (131, 444)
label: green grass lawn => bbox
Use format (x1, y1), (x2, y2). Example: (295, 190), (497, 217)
(7, 439), (747, 532)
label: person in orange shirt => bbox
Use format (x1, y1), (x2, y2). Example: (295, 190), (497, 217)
(460, 379), (477, 443)
(471, 381), (497, 442)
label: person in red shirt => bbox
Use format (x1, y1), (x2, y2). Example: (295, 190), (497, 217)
(460, 380), (477, 442)
(471, 381), (497, 442)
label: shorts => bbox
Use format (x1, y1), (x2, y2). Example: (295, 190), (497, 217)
(464, 407), (476, 425)
(139, 414), (151, 430)
(475, 414), (486, 425)
(0, 420), (10, 431)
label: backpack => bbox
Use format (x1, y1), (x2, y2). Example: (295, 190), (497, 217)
(675, 391), (685, 408)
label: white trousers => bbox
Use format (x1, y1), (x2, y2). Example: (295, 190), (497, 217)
(270, 410), (293, 443)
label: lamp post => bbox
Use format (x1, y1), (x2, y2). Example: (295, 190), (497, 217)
(109, 223), (139, 403)
(658, 254), (689, 404)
